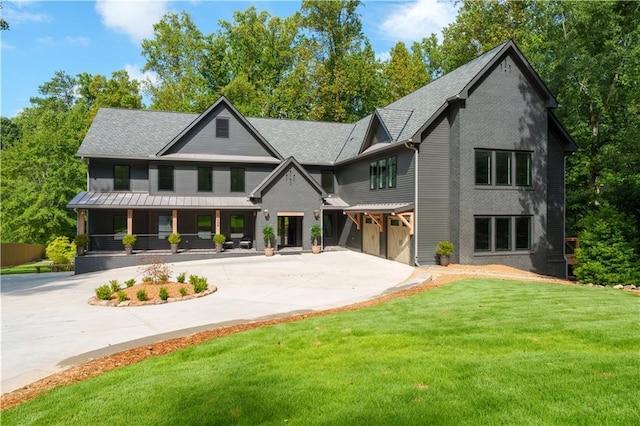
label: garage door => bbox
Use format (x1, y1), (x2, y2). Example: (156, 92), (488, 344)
(362, 217), (380, 256)
(387, 217), (410, 264)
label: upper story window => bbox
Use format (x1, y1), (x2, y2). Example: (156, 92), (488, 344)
(216, 118), (229, 138)
(321, 170), (334, 193)
(158, 165), (174, 191)
(198, 167), (213, 192)
(230, 167), (245, 192)
(370, 155), (397, 190)
(114, 165), (130, 191)
(475, 150), (532, 187)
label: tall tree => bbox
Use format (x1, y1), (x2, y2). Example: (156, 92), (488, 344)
(141, 12), (215, 112)
(382, 41), (430, 104)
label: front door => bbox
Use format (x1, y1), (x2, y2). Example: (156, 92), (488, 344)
(278, 215), (303, 247)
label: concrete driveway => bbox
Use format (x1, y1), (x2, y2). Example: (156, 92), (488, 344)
(1, 251), (419, 395)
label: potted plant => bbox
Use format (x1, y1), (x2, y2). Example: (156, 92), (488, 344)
(310, 224), (322, 254)
(262, 225), (275, 256)
(167, 232), (181, 254)
(122, 234), (137, 255)
(213, 233), (226, 253)
(436, 240), (454, 266)
(74, 234), (89, 256)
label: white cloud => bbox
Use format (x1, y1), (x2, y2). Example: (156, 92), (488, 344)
(123, 63), (158, 86)
(95, 0), (169, 45)
(376, 51), (391, 63)
(2, 3), (52, 25)
(380, 0), (458, 44)
(65, 36), (91, 47)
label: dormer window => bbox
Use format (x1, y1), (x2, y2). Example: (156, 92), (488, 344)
(216, 118), (229, 138)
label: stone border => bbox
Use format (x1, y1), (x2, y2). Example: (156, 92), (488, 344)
(88, 286), (217, 307)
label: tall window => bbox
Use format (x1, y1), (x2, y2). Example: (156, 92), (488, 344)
(475, 150), (532, 187)
(475, 216), (532, 252)
(369, 155), (397, 190)
(158, 165), (174, 191)
(230, 167), (245, 192)
(388, 156), (397, 188)
(321, 170), (334, 193)
(216, 118), (229, 138)
(197, 215), (212, 239)
(198, 167), (212, 192)
(113, 214), (127, 240)
(158, 214), (172, 239)
(230, 214), (245, 235)
(114, 165), (130, 190)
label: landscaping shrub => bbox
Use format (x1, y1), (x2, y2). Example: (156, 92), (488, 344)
(117, 290), (128, 302)
(109, 280), (121, 293)
(95, 285), (112, 301)
(138, 257), (172, 284)
(574, 205), (640, 285)
(189, 275), (208, 293)
(136, 289), (148, 301)
(179, 286), (188, 297)
(142, 276), (153, 283)
(125, 278), (136, 288)
(177, 272), (186, 283)
(159, 286), (169, 301)
(45, 236), (76, 264)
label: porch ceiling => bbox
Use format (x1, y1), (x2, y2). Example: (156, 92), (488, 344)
(67, 192), (260, 210)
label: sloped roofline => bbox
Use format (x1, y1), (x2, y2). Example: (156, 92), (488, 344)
(156, 96), (284, 160)
(549, 112), (579, 152)
(249, 157), (327, 199)
(358, 109), (394, 154)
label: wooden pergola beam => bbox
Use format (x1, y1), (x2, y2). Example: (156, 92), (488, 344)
(393, 212), (414, 235)
(345, 212), (361, 230)
(366, 212), (384, 232)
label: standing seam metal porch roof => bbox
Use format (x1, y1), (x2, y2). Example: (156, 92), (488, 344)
(68, 192), (259, 210)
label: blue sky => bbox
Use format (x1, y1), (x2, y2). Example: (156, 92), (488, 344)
(1, 0), (458, 118)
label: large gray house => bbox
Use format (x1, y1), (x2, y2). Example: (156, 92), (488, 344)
(68, 40), (577, 277)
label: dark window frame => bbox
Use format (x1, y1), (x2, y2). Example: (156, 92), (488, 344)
(114, 165), (130, 191)
(388, 155), (397, 188)
(113, 214), (127, 240)
(230, 167), (245, 192)
(216, 118), (229, 138)
(474, 215), (533, 253)
(158, 165), (174, 191)
(158, 213), (172, 240)
(197, 167), (213, 192)
(321, 170), (334, 194)
(475, 150), (533, 187)
(369, 155), (397, 190)
(197, 215), (212, 240)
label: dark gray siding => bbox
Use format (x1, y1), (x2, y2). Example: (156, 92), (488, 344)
(546, 126), (567, 277)
(89, 159), (148, 192)
(336, 147), (414, 205)
(166, 104), (276, 158)
(255, 163), (324, 251)
(457, 52), (552, 274)
(149, 162), (275, 196)
(416, 114), (450, 264)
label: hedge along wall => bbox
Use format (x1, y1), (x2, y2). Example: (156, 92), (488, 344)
(1, 243), (47, 267)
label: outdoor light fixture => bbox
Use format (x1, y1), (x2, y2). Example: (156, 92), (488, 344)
(263, 209), (270, 219)
(314, 209), (320, 219)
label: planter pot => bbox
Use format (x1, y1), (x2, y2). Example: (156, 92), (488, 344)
(125, 245), (133, 255)
(311, 245), (321, 254)
(439, 255), (450, 267)
(170, 244), (178, 254)
(77, 246), (85, 257)
(215, 243), (223, 253)
(264, 247), (274, 257)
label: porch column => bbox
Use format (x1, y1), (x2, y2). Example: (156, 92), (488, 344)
(77, 209), (85, 235)
(215, 210), (221, 234)
(127, 209), (133, 234)
(172, 209), (178, 233)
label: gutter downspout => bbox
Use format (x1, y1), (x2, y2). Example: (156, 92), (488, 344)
(404, 140), (420, 266)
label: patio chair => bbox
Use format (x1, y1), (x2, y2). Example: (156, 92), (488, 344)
(239, 235), (253, 249)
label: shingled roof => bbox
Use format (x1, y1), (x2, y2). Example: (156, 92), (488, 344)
(78, 41), (553, 165)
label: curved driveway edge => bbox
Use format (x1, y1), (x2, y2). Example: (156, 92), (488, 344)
(1, 251), (417, 395)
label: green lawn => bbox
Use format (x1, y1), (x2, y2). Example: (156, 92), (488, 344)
(3, 279), (638, 425)
(0, 260), (54, 275)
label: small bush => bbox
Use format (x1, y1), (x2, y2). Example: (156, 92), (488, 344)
(159, 286), (169, 301)
(179, 286), (188, 297)
(177, 272), (186, 283)
(117, 290), (129, 302)
(109, 280), (121, 293)
(125, 278), (136, 288)
(142, 276), (153, 283)
(136, 289), (148, 301)
(138, 257), (172, 284)
(159, 274), (170, 283)
(95, 285), (112, 301)
(46, 236), (76, 264)
(190, 275), (208, 293)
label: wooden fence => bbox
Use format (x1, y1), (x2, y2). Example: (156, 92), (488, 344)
(1, 243), (47, 267)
